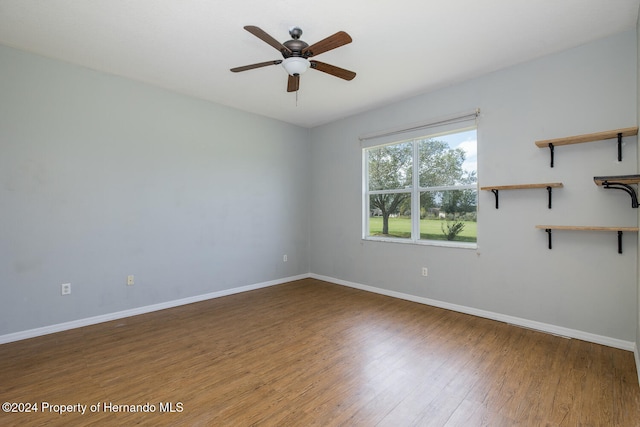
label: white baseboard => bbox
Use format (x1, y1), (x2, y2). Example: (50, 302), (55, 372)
(0, 273), (311, 345)
(310, 273), (636, 352)
(2, 272), (636, 356)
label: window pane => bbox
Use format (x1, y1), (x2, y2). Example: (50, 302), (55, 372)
(418, 129), (477, 188)
(363, 126), (477, 247)
(369, 194), (411, 239)
(419, 190), (477, 242)
(367, 142), (413, 191)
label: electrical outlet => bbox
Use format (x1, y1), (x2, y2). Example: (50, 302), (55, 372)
(421, 267), (428, 277)
(283, 254), (287, 262)
(127, 275), (134, 286)
(61, 283), (71, 295)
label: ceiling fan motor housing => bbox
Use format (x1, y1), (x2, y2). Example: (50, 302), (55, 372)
(283, 40), (309, 58)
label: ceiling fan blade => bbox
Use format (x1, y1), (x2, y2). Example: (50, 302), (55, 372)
(287, 74), (300, 92)
(302, 31), (352, 57)
(310, 60), (356, 81)
(230, 60), (282, 73)
(244, 26), (291, 54)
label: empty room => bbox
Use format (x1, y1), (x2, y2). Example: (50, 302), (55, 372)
(1, 1), (640, 425)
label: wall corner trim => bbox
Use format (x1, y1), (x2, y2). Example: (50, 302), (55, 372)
(635, 342), (640, 387)
(309, 273), (636, 352)
(0, 273), (311, 345)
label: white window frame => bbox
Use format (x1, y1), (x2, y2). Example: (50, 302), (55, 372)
(363, 126), (478, 249)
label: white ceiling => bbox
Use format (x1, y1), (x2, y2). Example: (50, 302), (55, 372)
(1, 1), (639, 128)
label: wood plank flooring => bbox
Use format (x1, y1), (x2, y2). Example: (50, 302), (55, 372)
(1, 278), (639, 426)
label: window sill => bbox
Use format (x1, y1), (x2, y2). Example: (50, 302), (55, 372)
(363, 236), (477, 250)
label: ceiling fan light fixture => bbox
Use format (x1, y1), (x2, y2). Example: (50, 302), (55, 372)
(282, 57), (310, 76)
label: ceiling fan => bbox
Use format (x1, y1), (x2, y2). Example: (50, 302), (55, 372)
(230, 26), (356, 92)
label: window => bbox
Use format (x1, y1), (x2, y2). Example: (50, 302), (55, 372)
(364, 127), (477, 247)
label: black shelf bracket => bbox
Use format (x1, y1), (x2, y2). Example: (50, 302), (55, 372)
(617, 132), (623, 161)
(547, 143), (555, 168)
(543, 137), (624, 166)
(601, 180), (639, 208)
(491, 189), (499, 209)
(544, 228), (552, 249)
(489, 187), (555, 209)
(542, 228), (627, 253)
(617, 231), (623, 254)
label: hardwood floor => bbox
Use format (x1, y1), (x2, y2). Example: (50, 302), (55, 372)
(1, 278), (639, 426)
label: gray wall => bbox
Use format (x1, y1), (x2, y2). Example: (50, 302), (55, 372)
(310, 31), (638, 343)
(0, 45), (310, 335)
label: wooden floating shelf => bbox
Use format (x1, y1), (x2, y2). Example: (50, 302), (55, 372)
(535, 127), (638, 147)
(480, 183), (563, 209)
(535, 225), (639, 232)
(480, 183), (563, 191)
(593, 174), (640, 186)
(535, 126), (638, 167)
(593, 174), (640, 208)
(535, 225), (639, 253)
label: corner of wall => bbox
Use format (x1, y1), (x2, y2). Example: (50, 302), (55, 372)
(636, 342), (640, 386)
(636, 6), (640, 387)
